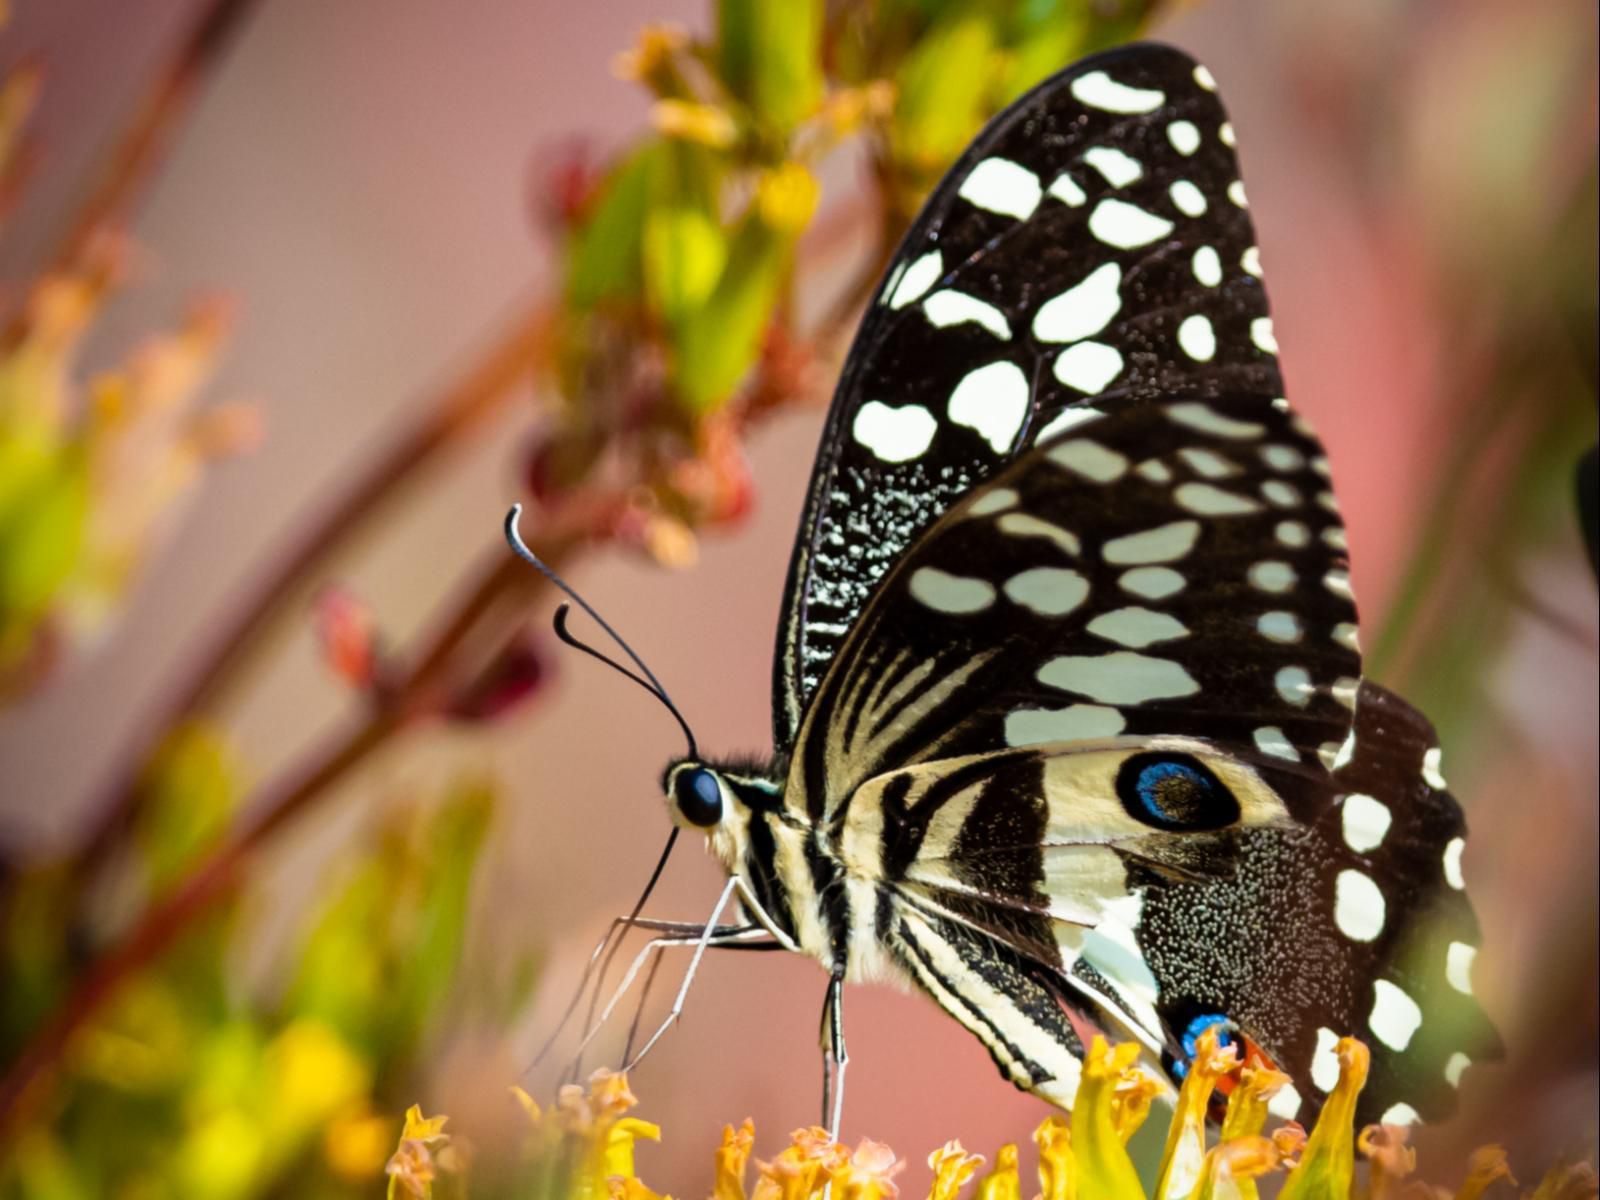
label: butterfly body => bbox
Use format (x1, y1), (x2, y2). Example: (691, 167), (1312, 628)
(650, 42), (1498, 1129)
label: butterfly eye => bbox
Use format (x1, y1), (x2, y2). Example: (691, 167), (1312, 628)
(674, 767), (724, 828)
(1117, 753), (1241, 832)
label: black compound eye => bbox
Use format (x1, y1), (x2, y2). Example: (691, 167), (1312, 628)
(674, 767), (724, 828)
(1116, 752), (1240, 832)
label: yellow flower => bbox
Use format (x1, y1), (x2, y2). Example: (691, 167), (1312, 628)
(1070, 1037), (1147, 1200)
(834, 1137), (905, 1200)
(1279, 1037), (1368, 1200)
(652, 99), (738, 149)
(1033, 1115), (1074, 1200)
(755, 162), (820, 235)
(716, 1119), (756, 1200)
(1154, 1025), (1240, 1200)
(926, 1140), (983, 1200)
(974, 1142), (1020, 1200)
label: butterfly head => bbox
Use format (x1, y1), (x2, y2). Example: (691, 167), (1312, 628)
(665, 762), (726, 829)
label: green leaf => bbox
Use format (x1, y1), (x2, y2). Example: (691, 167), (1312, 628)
(670, 215), (786, 415)
(643, 207), (727, 321)
(565, 142), (663, 310)
(717, 0), (823, 132)
(135, 722), (241, 893)
(0, 444), (86, 632)
(892, 13), (998, 171)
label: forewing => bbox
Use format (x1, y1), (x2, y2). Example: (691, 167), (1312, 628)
(774, 42), (1278, 745)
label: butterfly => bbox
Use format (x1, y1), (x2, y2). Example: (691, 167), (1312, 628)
(519, 40), (1500, 1134)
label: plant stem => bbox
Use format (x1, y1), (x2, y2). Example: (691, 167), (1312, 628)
(5, 0), (261, 320)
(70, 298), (550, 887)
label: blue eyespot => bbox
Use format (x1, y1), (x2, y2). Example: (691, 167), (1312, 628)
(1116, 752), (1240, 831)
(1171, 1012), (1240, 1078)
(674, 766), (724, 828)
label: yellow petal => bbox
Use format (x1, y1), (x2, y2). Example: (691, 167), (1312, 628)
(928, 1140), (984, 1200)
(1279, 1038), (1369, 1200)
(603, 1117), (662, 1180)
(510, 1085), (542, 1124)
(399, 1105), (449, 1144)
(1189, 1136), (1282, 1200)
(1357, 1122), (1416, 1198)
(1111, 1069), (1162, 1144)
(1033, 1115), (1075, 1200)
(1069, 1038), (1145, 1200)
(975, 1143), (1020, 1200)
(716, 1119), (756, 1200)
(1154, 1025), (1240, 1200)
(1454, 1145), (1514, 1200)
(1220, 1064), (1292, 1142)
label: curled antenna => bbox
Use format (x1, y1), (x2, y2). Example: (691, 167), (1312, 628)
(503, 504), (698, 759)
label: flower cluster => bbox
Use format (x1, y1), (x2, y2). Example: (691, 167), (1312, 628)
(387, 1033), (1596, 1200)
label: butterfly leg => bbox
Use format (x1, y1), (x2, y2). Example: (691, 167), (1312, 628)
(819, 969), (848, 1138)
(621, 875), (742, 1071)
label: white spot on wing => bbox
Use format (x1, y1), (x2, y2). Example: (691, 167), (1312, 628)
(1176, 482), (1261, 515)
(1241, 246), (1262, 276)
(947, 361), (1029, 453)
(1444, 1053), (1471, 1088)
(1248, 560), (1297, 592)
(998, 513), (1080, 556)
(1119, 567), (1185, 600)
(1178, 447), (1235, 478)
(1103, 519), (1201, 564)
(1335, 870), (1386, 941)
(1228, 180), (1248, 207)
(1442, 837), (1465, 889)
(1275, 520), (1309, 547)
(1370, 980), (1423, 1051)
(1005, 703), (1125, 746)
(1033, 262), (1123, 343)
(1004, 567), (1090, 616)
(1267, 1083), (1302, 1120)
(1048, 438), (1128, 483)
(1446, 942), (1477, 995)
(1254, 726), (1299, 761)
(1033, 406), (1105, 443)
(1422, 746), (1448, 789)
(1053, 342), (1124, 394)
(1071, 70), (1165, 113)
(1177, 314), (1217, 361)
(1170, 180), (1207, 217)
(1087, 607), (1188, 648)
(888, 251), (942, 309)
(1082, 146), (1143, 188)
(1341, 794), (1391, 853)
(1251, 317), (1279, 354)
(852, 400), (936, 462)
(1310, 1028), (1341, 1092)
(1039, 652), (1199, 704)
(1193, 64), (1217, 91)
(923, 290), (1012, 339)
(1380, 1102), (1420, 1127)
(909, 567), (995, 614)
(1167, 402), (1265, 440)
(1274, 665), (1313, 705)
(1088, 199), (1175, 250)
(1257, 611), (1302, 643)
(1047, 173), (1087, 207)
(1192, 245), (1222, 287)
(1167, 120), (1201, 156)
(968, 487), (1018, 517)
(958, 157), (1042, 220)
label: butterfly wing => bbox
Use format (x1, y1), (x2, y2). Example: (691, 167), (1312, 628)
(789, 392), (1496, 1122)
(773, 42), (1279, 747)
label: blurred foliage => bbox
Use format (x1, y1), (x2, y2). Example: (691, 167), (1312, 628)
(1, 767), (526, 1198)
(0, 50), (256, 703)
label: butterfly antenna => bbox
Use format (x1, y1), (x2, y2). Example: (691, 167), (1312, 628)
(504, 505), (698, 758)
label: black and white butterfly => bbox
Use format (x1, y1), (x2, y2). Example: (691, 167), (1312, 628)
(517, 41), (1499, 1134)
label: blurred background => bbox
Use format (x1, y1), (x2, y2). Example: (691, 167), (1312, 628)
(0, 0), (1594, 1195)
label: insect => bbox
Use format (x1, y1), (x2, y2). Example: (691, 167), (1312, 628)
(511, 40), (1500, 1134)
